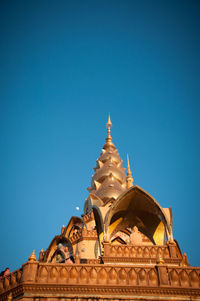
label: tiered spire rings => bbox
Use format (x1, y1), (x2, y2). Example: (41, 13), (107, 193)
(86, 114), (134, 206)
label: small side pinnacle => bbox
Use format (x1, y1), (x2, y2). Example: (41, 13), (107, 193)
(61, 224), (65, 234)
(126, 154), (134, 188)
(127, 154), (131, 175)
(28, 250), (36, 262)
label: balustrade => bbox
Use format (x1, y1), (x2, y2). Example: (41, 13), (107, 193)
(0, 268), (22, 293)
(0, 262), (199, 297)
(103, 243), (173, 260)
(36, 263), (159, 286)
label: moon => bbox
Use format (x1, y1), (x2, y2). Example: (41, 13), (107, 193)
(76, 206), (80, 211)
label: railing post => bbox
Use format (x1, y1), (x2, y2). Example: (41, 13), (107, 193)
(21, 262), (38, 283)
(157, 264), (169, 286)
(103, 243), (109, 256)
(168, 243), (177, 258)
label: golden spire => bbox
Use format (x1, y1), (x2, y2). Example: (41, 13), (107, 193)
(28, 250), (36, 262)
(85, 115), (127, 207)
(126, 154), (134, 188)
(104, 114), (115, 149)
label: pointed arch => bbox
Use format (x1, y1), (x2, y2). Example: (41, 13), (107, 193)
(63, 216), (87, 238)
(90, 205), (104, 256)
(43, 236), (73, 262)
(104, 185), (171, 244)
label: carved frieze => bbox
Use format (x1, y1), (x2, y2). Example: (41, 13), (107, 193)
(103, 244), (174, 263)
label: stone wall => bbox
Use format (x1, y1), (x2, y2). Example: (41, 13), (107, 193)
(0, 262), (200, 301)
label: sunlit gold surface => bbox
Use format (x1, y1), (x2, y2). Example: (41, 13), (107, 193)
(28, 250), (36, 262)
(85, 115), (127, 208)
(153, 221), (165, 245)
(104, 185), (171, 244)
(126, 154), (134, 188)
(92, 162), (126, 185)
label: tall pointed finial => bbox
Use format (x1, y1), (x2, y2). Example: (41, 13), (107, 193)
(106, 113), (112, 129)
(126, 154), (134, 188)
(105, 114), (113, 146)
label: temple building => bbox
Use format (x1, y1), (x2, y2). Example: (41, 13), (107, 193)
(0, 115), (200, 301)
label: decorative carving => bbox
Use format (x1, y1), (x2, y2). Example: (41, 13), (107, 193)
(106, 243), (169, 257)
(130, 246), (136, 257)
(190, 270), (199, 288)
(59, 267), (68, 283)
(117, 246), (123, 257)
(170, 270), (180, 287)
(80, 268), (88, 283)
(1, 257), (200, 300)
(118, 268), (127, 284)
(137, 247), (143, 257)
(130, 226), (143, 245)
(128, 268), (137, 285)
(10, 274), (16, 286)
(49, 267), (58, 282)
(163, 247), (170, 258)
(148, 269), (158, 286)
(98, 268), (107, 284)
(69, 267), (78, 284)
(180, 270), (190, 287)
(111, 246), (116, 257)
(124, 246), (129, 257)
(89, 268), (97, 284)
(38, 266), (48, 282)
(143, 247), (149, 257)
(151, 247), (157, 258)
(108, 268), (117, 284)
(3, 278), (9, 290)
(138, 269), (147, 286)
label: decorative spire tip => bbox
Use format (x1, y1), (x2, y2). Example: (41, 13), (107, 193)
(126, 154), (134, 188)
(127, 154), (130, 170)
(106, 113), (112, 129)
(28, 249), (37, 262)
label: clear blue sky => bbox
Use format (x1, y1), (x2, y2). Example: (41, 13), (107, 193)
(0, 0), (200, 272)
